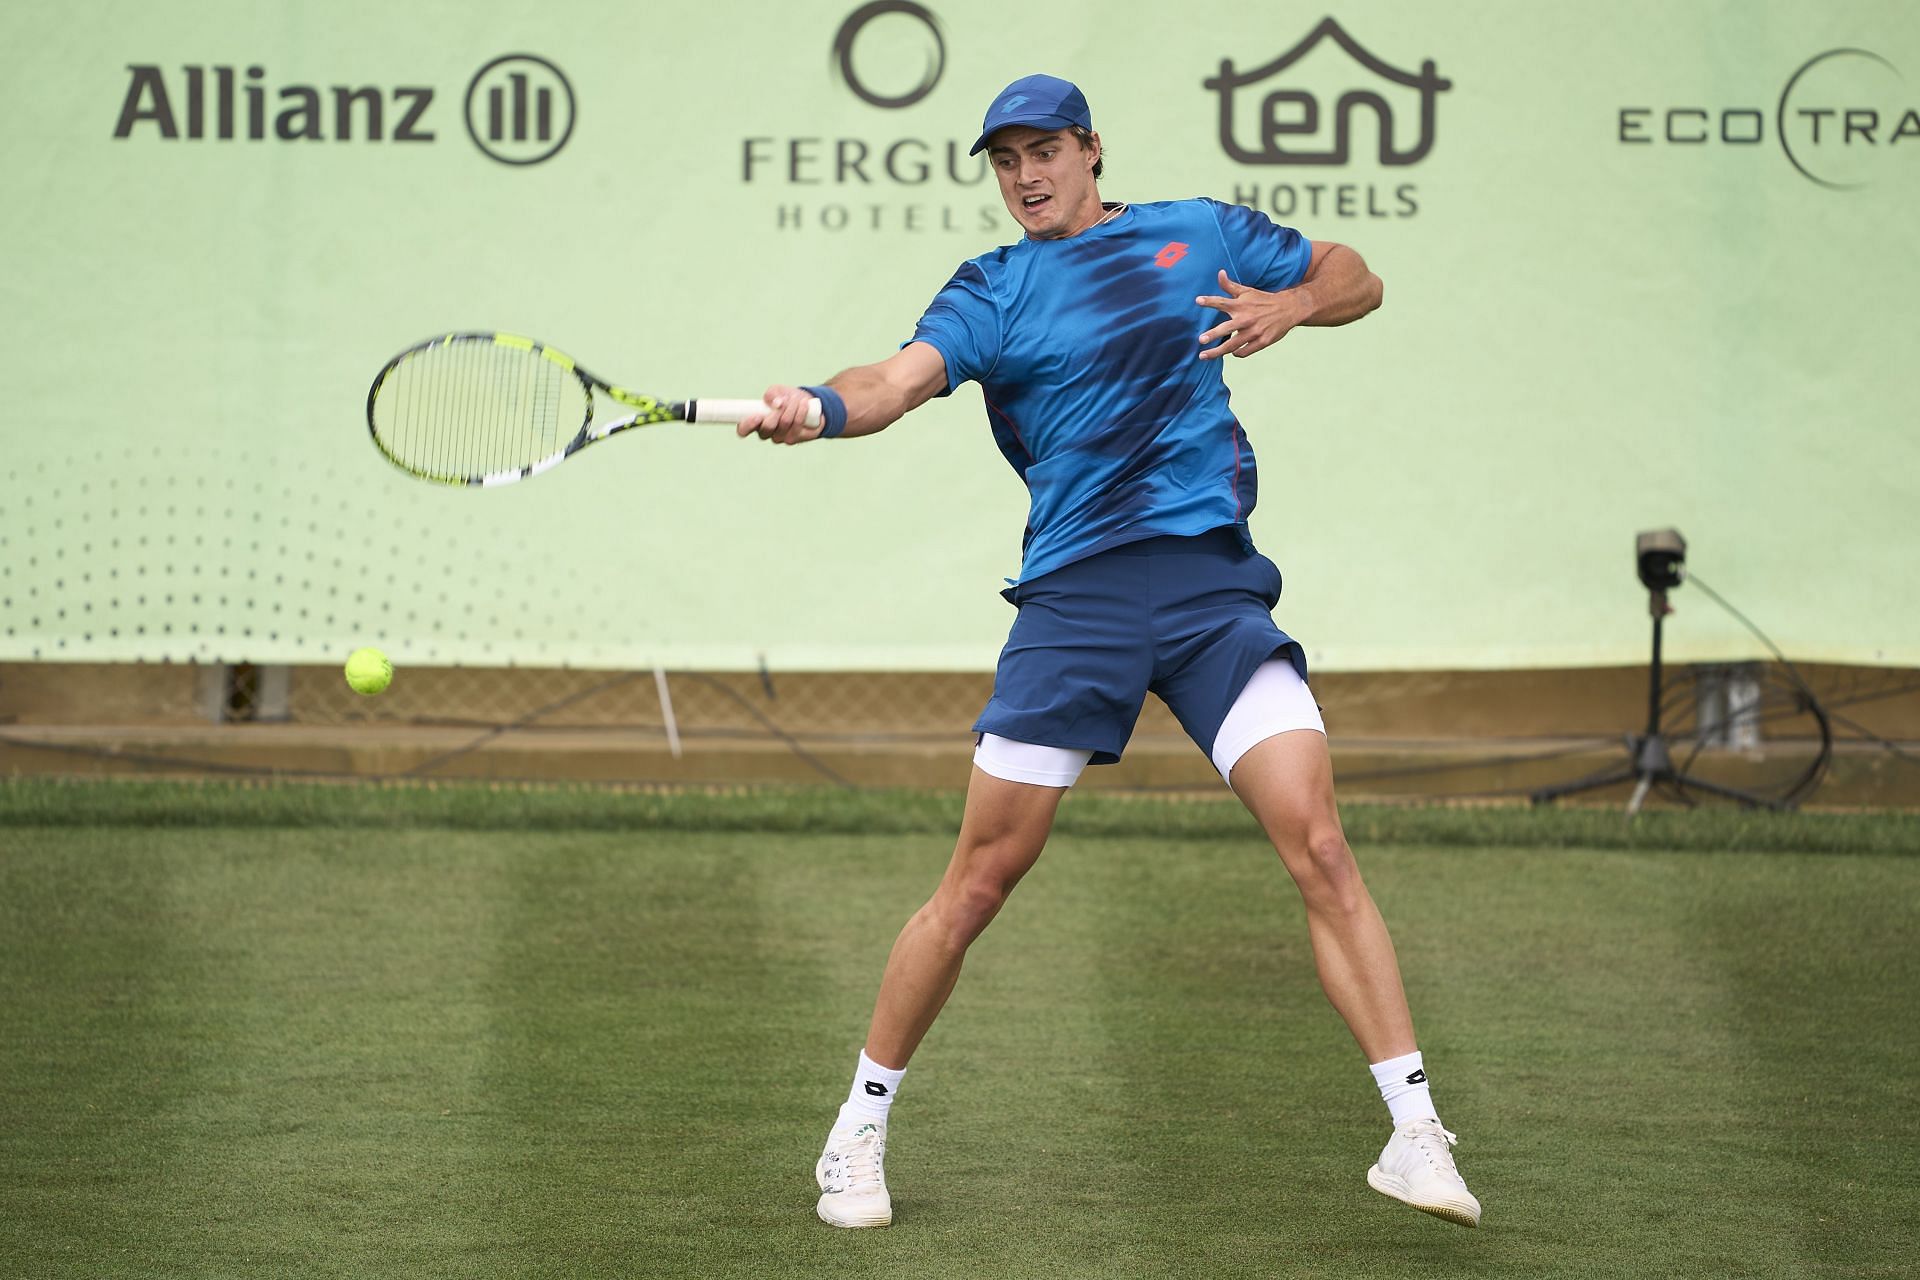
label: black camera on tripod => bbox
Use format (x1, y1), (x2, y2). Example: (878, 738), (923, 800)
(1532, 527), (1786, 815)
(1636, 528), (1686, 594)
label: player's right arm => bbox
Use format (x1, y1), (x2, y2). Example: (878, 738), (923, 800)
(738, 342), (950, 445)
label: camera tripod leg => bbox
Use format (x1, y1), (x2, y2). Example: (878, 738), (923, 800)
(1670, 773), (1781, 811)
(1626, 772), (1655, 817)
(1529, 765), (1637, 806)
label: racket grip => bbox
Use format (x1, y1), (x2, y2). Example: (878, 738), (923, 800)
(691, 398), (823, 428)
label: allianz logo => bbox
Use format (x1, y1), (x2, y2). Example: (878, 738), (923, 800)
(109, 55), (576, 167)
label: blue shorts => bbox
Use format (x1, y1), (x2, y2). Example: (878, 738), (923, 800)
(973, 527), (1307, 765)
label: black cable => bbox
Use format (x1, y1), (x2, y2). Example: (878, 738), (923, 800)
(1683, 572), (1820, 697)
(1824, 678), (1920, 710)
(1330, 736), (1621, 783)
(0, 731), (348, 780)
(673, 673), (856, 789)
(2, 666), (861, 790)
(1791, 673), (1920, 762)
(401, 671), (649, 778)
(1676, 570), (1833, 805)
(398, 672), (850, 789)
(1826, 710), (1920, 764)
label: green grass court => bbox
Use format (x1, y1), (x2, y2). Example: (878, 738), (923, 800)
(3, 782), (1917, 1278)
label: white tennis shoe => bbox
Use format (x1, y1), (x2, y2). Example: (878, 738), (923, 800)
(1366, 1119), (1482, 1228)
(815, 1119), (892, 1228)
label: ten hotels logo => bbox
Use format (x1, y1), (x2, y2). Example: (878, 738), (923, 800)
(1206, 18), (1450, 220)
(112, 55), (577, 166)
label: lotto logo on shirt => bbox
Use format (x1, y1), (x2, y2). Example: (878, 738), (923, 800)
(1203, 18), (1450, 220)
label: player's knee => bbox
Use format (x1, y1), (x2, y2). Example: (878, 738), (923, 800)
(1286, 830), (1366, 911)
(939, 887), (1005, 949)
(929, 876), (1013, 950)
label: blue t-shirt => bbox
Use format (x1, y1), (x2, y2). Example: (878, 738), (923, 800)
(910, 197), (1311, 583)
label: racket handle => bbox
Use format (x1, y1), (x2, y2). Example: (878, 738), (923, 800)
(690, 397), (823, 428)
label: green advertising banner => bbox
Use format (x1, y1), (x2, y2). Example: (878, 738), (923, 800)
(2, 0), (1916, 671)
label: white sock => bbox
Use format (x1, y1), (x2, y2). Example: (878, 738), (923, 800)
(1370, 1050), (1439, 1128)
(839, 1049), (906, 1127)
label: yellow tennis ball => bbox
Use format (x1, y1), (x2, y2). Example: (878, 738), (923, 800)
(344, 647), (393, 696)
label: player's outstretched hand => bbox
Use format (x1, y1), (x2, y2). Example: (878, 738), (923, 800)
(736, 385), (824, 445)
(1197, 270), (1306, 360)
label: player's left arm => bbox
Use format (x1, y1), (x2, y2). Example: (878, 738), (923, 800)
(1197, 240), (1383, 361)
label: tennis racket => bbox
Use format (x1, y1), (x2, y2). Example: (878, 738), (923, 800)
(365, 331), (819, 486)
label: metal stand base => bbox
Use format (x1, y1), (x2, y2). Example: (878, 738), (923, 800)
(1531, 588), (1781, 817)
(1530, 732), (1780, 816)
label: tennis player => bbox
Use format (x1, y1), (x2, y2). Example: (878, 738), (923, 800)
(741, 74), (1481, 1232)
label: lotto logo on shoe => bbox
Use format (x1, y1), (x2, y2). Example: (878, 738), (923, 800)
(1406, 1069), (1427, 1084)
(864, 1081), (889, 1096)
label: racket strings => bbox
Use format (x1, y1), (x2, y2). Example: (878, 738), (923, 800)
(371, 338), (590, 482)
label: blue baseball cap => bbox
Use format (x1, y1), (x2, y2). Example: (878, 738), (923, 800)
(968, 74), (1093, 155)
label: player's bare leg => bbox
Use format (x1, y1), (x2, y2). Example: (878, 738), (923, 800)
(816, 765), (1067, 1228)
(1229, 729), (1413, 1059)
(865, 766), (1066, 1066)
(1230, 728), (1481, 1227)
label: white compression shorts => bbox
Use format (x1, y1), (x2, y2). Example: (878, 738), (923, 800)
(973, 657), (1325, 789)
